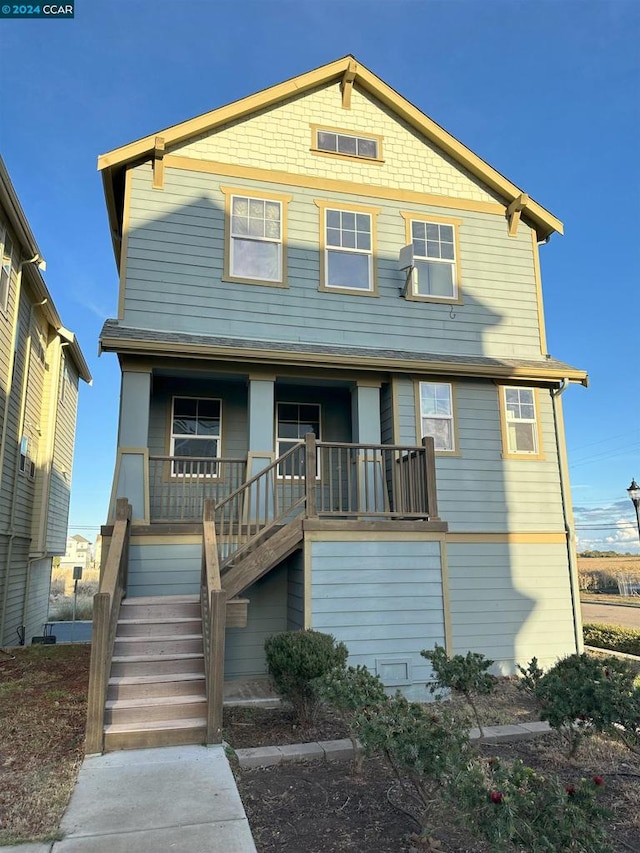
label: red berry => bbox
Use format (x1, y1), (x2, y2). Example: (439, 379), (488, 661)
(490, 791), (504, 804)
(592, 776), (604, 786)
(565, 785), (576, 796)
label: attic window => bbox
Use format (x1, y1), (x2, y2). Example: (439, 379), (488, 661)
(312, 126), (383, 162)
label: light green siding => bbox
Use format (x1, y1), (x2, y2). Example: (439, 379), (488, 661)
(310, 537), (445, 701)
(127, 542), (201, 597)
(286, 551), (305, 631)
(446, 542), (578, 671)
(122, 163), (542, 361)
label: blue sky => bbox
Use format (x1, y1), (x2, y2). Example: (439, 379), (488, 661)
(1, 0), (639, 552)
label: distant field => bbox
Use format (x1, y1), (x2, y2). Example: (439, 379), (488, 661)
(578, 556), (640, 594)
(577, 556), (640, 572)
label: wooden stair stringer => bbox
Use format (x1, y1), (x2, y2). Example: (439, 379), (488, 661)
(222, 517), (304, 599)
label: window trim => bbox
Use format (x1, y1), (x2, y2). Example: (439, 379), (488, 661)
(220, 186), (292, 288)
(170, 395), (223, 478)
(19, 435), (36, 480)
(1, 225), (14, 316)
(310, 124), (384, 165)
(275, 401), (322, 480)
(315, 200), (380, 297)
(497, 384), (545, 460)
(415, 380), (460, 456)
(400, 212), (463, 304)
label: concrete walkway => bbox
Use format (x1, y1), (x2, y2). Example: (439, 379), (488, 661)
(2, 746), (256, 853)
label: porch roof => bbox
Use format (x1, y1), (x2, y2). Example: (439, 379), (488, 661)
(99, 320), (588, 387)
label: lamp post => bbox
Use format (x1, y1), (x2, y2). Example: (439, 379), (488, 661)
(628, 479), (640, 544)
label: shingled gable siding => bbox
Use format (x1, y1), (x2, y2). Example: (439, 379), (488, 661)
(395, 377), (564, 533)
(124, 163), (542, 360)
(171, 82), (502, 205)
(446, 542), (577, 671)
(310, 538), (445, 701)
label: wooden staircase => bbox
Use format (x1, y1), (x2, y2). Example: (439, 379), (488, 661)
(103, 595), (207, 751)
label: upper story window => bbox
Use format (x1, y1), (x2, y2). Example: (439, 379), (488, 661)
(312, 126), (383, 162)
(316, 201), (379, 296)
(19, 435), (35, 479)
(171, 397), (221, 476)
(400, 213), (462, 303)
(1, 226), (14, 314)
(220, 187), (291, 288)
(499, 386), (543, 458)
(418, 381), (456, 453)
(276, 402), (321, 478)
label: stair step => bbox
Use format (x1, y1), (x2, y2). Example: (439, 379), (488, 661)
(120, 596), (200, 619)
(113, 635), (203, 656)
(108, 672), (205, 701)
(103, 717), (206, 752)
(105, 694), (206, 725)
(110, 653), (204, 677)
(116, 617), (202, 637)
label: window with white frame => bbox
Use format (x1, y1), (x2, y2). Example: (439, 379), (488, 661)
(229, 195), (282, 282)
(419, 382), (455, 452)
(19, 435), (35, 479)
(316, 129), (379, 160)
(171, 397), (221, 476)
(503, 387), (538, 454)
(276, 402), (321, 477)
(411, 220), (457, 299)
(324, 209), (372, 291)
(1, 226), (14, 314)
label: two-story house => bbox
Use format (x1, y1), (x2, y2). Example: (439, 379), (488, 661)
(0, 156), (91, 647)
(89, 57), (587, 752)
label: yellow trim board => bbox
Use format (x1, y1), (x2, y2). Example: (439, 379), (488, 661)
(446, 532), (567, 544)
(98, 56), (562, 241)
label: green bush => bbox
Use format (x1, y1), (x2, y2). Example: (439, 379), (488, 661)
(516, 656), (545, 694)
(533, 653), (639, 756)
(264, 630), (348, 725)
(315, 665), (387, 771)
(421, 644), (494, 736)
(450, 757), (611, 853)
(583, 622), (640, 657)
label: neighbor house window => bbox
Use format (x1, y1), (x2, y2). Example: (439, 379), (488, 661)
(171, 397), (221, 476)
(19, 435), (35, 479)
(317, 202), (379, 294)
(1, 227), (13, 314)
(419, 382), (456, 452)
(276, 402), (321, 477)
(221, 187), (291, 286)
(401, 213), (462, 301)
(501, 386), (541, 456)
(313, 127), (382, 161)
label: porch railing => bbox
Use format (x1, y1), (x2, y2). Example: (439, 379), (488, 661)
(201, 500), (226, 744)
(149, 457), (247, 522)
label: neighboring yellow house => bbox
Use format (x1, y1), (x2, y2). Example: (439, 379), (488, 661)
(0, 156), (91, 646)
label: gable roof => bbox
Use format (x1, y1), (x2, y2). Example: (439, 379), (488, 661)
(98, 56), (562, 252)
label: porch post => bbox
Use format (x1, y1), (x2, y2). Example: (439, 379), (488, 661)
(111, 368), (151, 523)
(351, 381), (384, 513)
(247, 374), (275, 476)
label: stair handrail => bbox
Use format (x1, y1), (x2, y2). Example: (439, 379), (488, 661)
(85, 498), (132, 754)
(213, 437), (312, 570)
(201, 499), (226, 744)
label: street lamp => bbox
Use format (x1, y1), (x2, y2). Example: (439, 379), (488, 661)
(628, 479), (640, 543)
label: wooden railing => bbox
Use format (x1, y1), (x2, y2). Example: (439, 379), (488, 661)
(201, 500), (226, 744)
(149, 457), (247, 522)
(215, 440), (309, 570)
(85, 498), (131, 754)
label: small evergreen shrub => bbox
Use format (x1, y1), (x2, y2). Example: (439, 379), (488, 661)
(516, 656), (545, 694)
(533, 653), (639, 756)
(315, 664), (387, 771)
(264, 630), (348, 725)
(583, 622), (640, 657)
(421, 644), (494, 736)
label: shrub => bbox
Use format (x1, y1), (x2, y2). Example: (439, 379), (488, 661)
(49, 578), (65, 596)
(48, 597), (94, 621)
(516, 656), (545, 694)
(533, 653), (639, 756)
(583, 622), (640, 657)
(315, 664), (387, 771)
(264, 630), (348, 725)
(450, 757), (611, 852)
(421, 644), (494, 736)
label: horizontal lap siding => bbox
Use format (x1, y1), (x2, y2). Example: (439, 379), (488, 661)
(123, 164), (542, 360)
(286, 551), (304, 631)
(310, 538), (444, 699)
(127, 543), (201, 597)
(397, 378), (565, 533)
(46, 359), (78, 553)
(446, 542), (576, 671)
(225, 563), (287, 679)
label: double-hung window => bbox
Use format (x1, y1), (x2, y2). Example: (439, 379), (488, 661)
(501, 387), (541, 456)
(318, 202), (378, 294)
(1, 226), (13, 314)
(418, 382), (456, 452)
(221, 187), (291, 286)
(401, 214), (461, 301)
(276, 402), (321, 477)
(171, 397), (221, 476)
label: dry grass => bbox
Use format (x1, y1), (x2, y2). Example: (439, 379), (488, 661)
(0, 644), (90, 845)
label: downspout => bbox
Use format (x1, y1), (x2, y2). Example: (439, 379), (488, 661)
(551, 378), (583, 653)
(0, 296), (47, 644)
